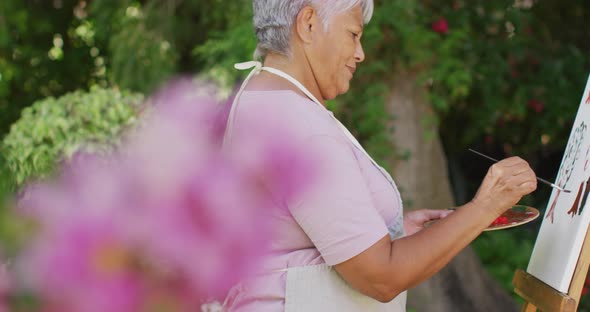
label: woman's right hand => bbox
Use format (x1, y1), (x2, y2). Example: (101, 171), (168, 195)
(471, 156), (537, 217)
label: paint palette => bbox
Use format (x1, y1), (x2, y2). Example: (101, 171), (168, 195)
(484, 205), (540, 231)
(423, 205), (540, 231)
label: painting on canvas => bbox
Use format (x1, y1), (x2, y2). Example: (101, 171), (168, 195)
(527, 74), (590, 293)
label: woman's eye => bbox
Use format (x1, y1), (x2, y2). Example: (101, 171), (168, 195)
(351, 32), (359, 39)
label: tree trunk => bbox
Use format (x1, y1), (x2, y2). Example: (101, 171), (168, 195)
(386, 70), (519, 312)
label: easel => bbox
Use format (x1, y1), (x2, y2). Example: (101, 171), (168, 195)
(513, 225), (590, 311)
(511, 74), (590, 312)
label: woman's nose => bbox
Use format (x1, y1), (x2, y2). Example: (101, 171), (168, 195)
(355, 41), (365, 63)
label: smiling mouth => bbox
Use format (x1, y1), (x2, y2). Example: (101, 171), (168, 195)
(347, 66), (356, 75)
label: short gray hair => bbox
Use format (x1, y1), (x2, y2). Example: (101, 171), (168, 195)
(253, 0), (374, 59)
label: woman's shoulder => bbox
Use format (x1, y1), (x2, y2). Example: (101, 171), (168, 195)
(239, 89), (316, 112)
(236, 90), (340, 138)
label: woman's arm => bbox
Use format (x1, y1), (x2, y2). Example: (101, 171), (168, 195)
(403, 209), (454, 236)
(334, 157), (537, 302)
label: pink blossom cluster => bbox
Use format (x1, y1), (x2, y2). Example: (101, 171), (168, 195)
(9, 80), (315, 312)
(431, 18), (449, 34)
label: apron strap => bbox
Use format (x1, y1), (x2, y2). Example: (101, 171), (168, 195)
(223, 61), (264, 147)
(261, 67), (323, 106)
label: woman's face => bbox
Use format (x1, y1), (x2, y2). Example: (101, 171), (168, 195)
(308, 5), (365, 100)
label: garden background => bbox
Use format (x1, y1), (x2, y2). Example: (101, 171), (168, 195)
(0, 0), (589, 311)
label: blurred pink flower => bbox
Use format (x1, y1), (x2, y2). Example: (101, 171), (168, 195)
(13, 79), (316, 311)
(432, 18), (449, 34)
(18, 219), (142, 312)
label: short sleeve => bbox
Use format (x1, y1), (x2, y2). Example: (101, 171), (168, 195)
(289, 134), (389, 265)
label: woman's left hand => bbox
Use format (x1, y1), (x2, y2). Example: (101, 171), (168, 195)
(403, 209), (454, 236)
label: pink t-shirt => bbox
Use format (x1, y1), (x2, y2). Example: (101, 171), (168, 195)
(224, 90), (404, 311)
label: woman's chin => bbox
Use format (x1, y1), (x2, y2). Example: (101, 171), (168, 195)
(322, 83), (351, 100)
(338, 82), (352, 96)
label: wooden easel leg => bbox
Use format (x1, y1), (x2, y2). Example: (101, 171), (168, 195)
(521, 302), (537, 312)
(513, 269), (577, 312)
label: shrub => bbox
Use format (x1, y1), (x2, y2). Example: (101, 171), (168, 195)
(2, 87), (143, 187)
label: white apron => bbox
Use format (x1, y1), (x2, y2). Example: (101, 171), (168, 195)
(224, 61), (407, 312)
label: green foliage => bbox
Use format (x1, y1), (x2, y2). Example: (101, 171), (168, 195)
(3, 0), (588, 171)
(473, 229), (535, 296)
(192, 18), (257, 93)
(0, 155), (17, 255)
(89, 0), (253, 94)
(90, 1), (179, 93)
(2, 87), (143, 187)
(423, 1), (590, 157)
(108, 18), (178, 93)
(0, 152), (14, 195)
(0, 149), (32, 259)
(0, 0), (107, 137)
(0, 0), (253, 140)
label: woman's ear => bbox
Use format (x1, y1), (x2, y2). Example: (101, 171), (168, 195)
(295, 6), (319, 44)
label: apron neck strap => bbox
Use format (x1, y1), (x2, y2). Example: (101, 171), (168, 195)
(260, 67), (323, 107)
(234, 61), (324, 107)
(224, 61), (323, 146)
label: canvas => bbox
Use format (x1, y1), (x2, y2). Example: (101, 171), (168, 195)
(527, 74), (590, 293)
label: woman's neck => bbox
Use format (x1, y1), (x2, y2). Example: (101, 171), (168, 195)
(258, 53), (325, 106)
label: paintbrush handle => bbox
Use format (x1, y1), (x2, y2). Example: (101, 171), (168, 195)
(468, 148), (500, 162)
(468, 149), (570, 193)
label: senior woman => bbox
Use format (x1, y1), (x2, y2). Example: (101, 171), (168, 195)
(222, 0), (537, 311)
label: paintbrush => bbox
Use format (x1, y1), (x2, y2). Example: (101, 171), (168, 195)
(468, 148), (571, 193)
